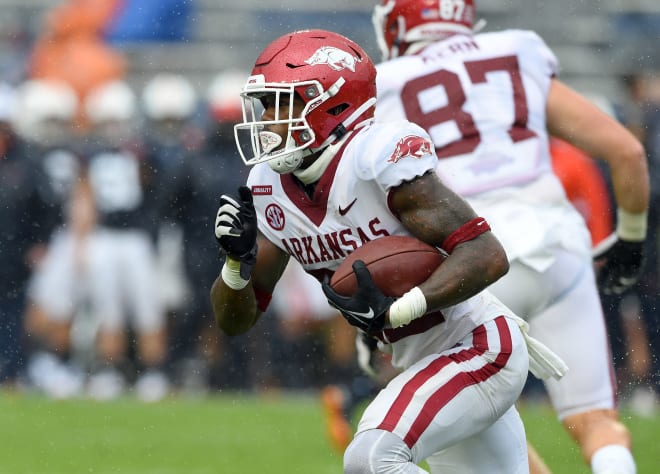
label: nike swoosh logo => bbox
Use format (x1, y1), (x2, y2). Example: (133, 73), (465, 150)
(346, 308), (374, 319)
(338, 198), (358, 216)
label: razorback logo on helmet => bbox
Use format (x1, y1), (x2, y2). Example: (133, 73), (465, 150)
(388, 135), (432, 163)
(305, 46), (361, 72)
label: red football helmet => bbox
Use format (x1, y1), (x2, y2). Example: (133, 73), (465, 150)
(373, 0), (477, 61)
(234, 29), (377, 173)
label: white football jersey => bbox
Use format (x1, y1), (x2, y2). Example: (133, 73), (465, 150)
(376, 30), (591, 270)
(247, 120), (514, 369)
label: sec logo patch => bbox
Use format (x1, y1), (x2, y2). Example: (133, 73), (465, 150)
(265, 203), (285, 230)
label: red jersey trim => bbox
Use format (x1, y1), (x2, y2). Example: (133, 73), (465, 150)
(279, 133), (359, 227)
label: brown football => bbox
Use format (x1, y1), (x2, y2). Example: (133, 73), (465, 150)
(330, 235), (446, 297)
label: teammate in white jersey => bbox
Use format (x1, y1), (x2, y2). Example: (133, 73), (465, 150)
(211, 29), (567, 473)
(372, 1), (649, 473)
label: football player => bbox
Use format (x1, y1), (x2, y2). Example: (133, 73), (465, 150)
(17, 79), (89, 398)
(371, 1), (649, 473)
(212, 29), (567, 473)
(151, 71), (253, 392)
(82, 80), (170, 402)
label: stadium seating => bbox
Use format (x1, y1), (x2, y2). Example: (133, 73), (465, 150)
(0, 0), (658, 131)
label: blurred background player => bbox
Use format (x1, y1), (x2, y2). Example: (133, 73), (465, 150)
(0, 82), (37, 389)
(16, 79), (90, 399)
(604, 74), (660, 417)
(370, 1), (649, 473)
(82, 80), (169, 402)
(140, 72), (201, 329)
(152, 70), (254, 392)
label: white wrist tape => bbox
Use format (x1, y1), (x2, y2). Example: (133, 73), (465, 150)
(221, 257), (250, 290)
(616, 208), (647, 242)
(389, 287), (427, 328)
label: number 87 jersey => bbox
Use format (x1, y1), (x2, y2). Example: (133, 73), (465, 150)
(375, 29), (559, 197)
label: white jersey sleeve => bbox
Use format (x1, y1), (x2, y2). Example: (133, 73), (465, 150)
(351, 120), (438, 191)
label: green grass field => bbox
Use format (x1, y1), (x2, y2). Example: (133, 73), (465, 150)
(0, 391), (657, 473)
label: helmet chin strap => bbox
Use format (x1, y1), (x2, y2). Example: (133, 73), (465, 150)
(267, 136), (311, 174)
(294, 132), (353, 184)
(257, 130), (308, 174)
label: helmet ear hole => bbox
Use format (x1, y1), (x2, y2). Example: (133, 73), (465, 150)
(387, 21), (398, 35)
(328, 103), (349, 116)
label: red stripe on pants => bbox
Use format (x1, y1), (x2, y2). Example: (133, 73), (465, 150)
(377, 316), (513, 448)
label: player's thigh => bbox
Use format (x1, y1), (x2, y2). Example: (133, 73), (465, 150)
(425, 405), (528, 474)
(87, 230), (124, 330)
(28, 231), (80, 321)
(120, 231), (164, 332)
(532, 260), (616, 418)
(356, 317), (528, 463)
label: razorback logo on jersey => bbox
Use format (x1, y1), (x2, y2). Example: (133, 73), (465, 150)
(387, 135), (432, 163)
(305, 46), (361, 72)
